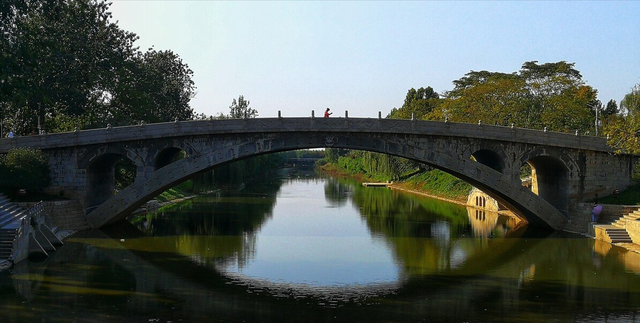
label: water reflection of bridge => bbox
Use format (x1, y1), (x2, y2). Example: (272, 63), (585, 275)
(7, 225), (640, 322)
(466, 207), (524, 239)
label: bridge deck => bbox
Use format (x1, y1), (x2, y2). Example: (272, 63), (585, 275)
(0, 118), (614, 154)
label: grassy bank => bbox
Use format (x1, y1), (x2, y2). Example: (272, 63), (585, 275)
(319, 163), (471, 203)
(598, 185), (640, 205)
(155, 181), (198, 203)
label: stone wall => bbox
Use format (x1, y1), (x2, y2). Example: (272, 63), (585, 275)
(565, 203), (639, 235)
(17, 200), (90, 232)
(467, 188), (502, 212)
(627, 220), (640, 243)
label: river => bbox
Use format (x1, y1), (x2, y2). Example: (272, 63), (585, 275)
(2, 168), (640, 322)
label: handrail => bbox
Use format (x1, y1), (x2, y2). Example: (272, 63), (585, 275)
(10, 201), (44, 262)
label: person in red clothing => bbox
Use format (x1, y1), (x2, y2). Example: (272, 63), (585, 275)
(324, 108), (332, 118)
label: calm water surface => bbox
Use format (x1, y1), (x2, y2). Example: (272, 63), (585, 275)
(3, 169), (640, 322)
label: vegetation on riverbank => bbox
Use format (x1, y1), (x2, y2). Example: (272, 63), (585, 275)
(320, 157), (471, 202)
(155, 181), (196, 203)
(0, 148), (51, 199)
(598, 185), (640, 205)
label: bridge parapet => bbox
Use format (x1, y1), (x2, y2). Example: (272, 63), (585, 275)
(0, 118), (613, 153)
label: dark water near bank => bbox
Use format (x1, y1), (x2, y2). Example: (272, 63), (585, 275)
(3, 169), (640, 322)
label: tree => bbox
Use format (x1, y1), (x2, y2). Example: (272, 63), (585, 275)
(1, 0), (196, 134)
(388, 87), (441, 120)
(428, 61), (598, 133)
(606, 81), (640, 154)
(0, 148), (51, 194)
(434, 74), (530, 127)
(105, 49), (195, 126)
(1, 0), (139, 134)
(621, 83), (640, 116)
(603, 99), (619, 117)
(228, 95), (257, 119)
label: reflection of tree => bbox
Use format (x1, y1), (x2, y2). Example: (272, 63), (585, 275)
(346, 180), (498, 276)
(323, 177), (350, 206)
(130, 179), (283, 267)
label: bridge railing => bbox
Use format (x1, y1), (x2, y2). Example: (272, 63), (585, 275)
(10, 201), (44, 263)
(0, 117), (613, 154)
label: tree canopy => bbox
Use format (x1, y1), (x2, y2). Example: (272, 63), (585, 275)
(388, 87), (440, 120)
(605, 81), (640, 154)
(0, 148), (51, 195)
(426, 61), (598, 133)
(1, 0), (195, 135)
(228, 95), (257, 119)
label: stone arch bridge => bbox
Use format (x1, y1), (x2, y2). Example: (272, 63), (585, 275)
(0, 118), (634, 231)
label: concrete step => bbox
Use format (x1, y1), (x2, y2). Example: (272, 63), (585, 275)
(0, 228), (17, 261)
(611, 210), (640, 229)
(0, 201), (18, 211)
(605, 227), (633, 243)
(0, 215), (24, 229)
(0, 204), (26, 229)
(0, 207), (21, 217)
(0, 209), (24, 220)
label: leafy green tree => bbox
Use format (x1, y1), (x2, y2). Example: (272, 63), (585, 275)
(429, 61), (597, 133)
(435, 73), (530, 127)
(621, 83), (640, 116)
(324, 149), (349, 164)
(105, 49), (195, 126)
(1, 0), (196, 134)
(388, 87), (441, 120)
(603, 99), (619, 117)
(228, 95), (257, 119)
(448, 71), (518, 97)
(0, 148), (51, 194)
(606, 81), (640, 154)
(1, 0), (139, 134)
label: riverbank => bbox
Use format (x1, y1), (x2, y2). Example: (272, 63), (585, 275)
(319, 164), (470, 206)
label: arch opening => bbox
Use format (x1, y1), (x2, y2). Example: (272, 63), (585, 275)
(86, 153), (137, 212)
(155, 147), (187, 170)
(470, 149), (504, 173)
(524, 156), (569, 215)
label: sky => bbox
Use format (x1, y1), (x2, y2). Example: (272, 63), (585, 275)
(108, 1), (640, 119)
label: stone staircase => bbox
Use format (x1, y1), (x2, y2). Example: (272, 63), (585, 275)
(598, 225), (633, 243)
(0, 228), (18, 259)
(596, 209), (640, 244)
(0, 193), (27, 261)
(612, 209), (640, 230)
(0, 194), (26, 229)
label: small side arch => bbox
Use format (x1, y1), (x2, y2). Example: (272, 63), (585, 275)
(145, 139), (197, 171)
(155, 147), (187, 170)
(523, 155), (570, 215)
(79, 145), (145, 212)
(470, 149), (505, 173)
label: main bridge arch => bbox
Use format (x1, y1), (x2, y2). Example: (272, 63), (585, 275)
(87, 129), (570, 230)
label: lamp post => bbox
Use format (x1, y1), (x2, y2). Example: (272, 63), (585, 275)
(589, 102), (600, 137)
(595, 104), (599, 137)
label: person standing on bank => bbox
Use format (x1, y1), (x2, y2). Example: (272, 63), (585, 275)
(592, 201), (603, 223)
(324, 108), (332, 118)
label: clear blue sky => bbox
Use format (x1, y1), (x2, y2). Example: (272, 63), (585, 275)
(109, 1), (640, 119)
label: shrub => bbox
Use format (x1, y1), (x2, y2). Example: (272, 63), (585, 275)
(0, 148), (51, 194)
